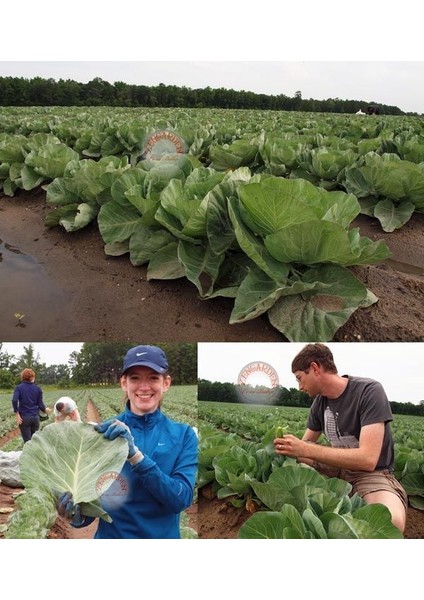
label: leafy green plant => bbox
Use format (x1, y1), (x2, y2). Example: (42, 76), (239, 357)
(343, 152), (424, 231)
(4, 421), (128, 538)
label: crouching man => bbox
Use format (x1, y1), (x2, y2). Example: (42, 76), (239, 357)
(274, 343), (407, 532)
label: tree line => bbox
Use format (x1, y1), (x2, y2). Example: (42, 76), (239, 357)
(0, 76), (409, 115)
(198, 379), (312, 408)
(0, 342), (197, 388)
(198, 379), (424, 416)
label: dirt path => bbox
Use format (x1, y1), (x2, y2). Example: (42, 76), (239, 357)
(1, 190), (423, 342)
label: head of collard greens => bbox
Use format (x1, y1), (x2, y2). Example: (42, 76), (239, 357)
(19, 421), (128, 522)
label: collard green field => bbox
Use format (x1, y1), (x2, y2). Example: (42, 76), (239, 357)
(1, 106), (424, 342)
(198, 401), (424, 539)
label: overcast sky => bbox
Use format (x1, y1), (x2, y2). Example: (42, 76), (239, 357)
(1, 61), (423, 114)
(2, 343), (83, 367)
(198, 342), (424, 405)
(1, 1), (423, 119)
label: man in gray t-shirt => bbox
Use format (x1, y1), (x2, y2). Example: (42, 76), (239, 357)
(273, 343), (407, 533)
(308, 376), (395, 470)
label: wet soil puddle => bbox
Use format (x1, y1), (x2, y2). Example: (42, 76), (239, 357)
(0, 236), (74, 340)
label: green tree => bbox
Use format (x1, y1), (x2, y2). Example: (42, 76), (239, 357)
(72, 342), (131, 384)
(16, 344), (42, 372)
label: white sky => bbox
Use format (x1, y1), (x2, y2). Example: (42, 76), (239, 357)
(1, 2), (423, 115)
(1, 342), (83, 367)
(198, 342), (424, 405)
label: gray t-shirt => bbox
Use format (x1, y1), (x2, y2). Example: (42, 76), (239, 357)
(307, 375), (395, 471)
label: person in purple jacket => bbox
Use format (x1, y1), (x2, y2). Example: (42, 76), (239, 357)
(12, 368), (51, 443)
(58, 344), (198, 539)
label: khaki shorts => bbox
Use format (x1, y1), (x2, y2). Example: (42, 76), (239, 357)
(314, 464), (408, 511)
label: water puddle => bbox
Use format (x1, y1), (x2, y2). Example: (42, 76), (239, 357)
(385, 258), (424, 280)
(0, 236), (75, 340)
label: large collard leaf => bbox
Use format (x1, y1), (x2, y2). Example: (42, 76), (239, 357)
(205, 167), (256, 255)
(20, 165), (45, 190)
(238, 177), (361, 235)
(111, 167), (148, 206)
(321, 503), (403, 539)
(24, 143), (80, 180)
(229, 266), (291, 323)
(0, 135), (28, 163)
(209, 138), (259, 171)
(46, 156), (127, 207)
(239, 504), (312, 539)
(238, 511), (290, 539)
(207, 253), (253, 300)
(265, 220), (390, 266)
(298, 147), (358, 181)
(155, 168), (225, 241)
(212, 445), (259, 499)
(140, 157), (194, 203)
(178, 241), (225, 297)
(267, 264), (377, 342)
(45, 176), (80, 206)
(98, 201), (143, 243)
(343, 154), (424, 218)
(373, 198), (416, 232)
(238, 178), (319, 235)
(260, 135), (305, 176)
(227, 196), (288, 281)
(19, 422), (128, 522)
(57, 202), (99, 233)
(399, 458), (424, 498)
(349, 504), (404, 538)
(250, 464), (329, 513)
(147, 242), (186, 280)
(128, 224), (175, 266)
(228, 264), (334, 324)
(239, 502), (402, 539)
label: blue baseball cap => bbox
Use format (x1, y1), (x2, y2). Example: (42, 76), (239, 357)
(121, 345), (169, 375)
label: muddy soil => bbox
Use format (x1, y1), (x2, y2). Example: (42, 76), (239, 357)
(197, 485), (424, 539)
(1, 190), (423, 342)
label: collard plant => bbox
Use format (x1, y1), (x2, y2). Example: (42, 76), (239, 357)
(4, 421), (128, 539)
(95, 167), (390, 341)
(238, 464), (403, 539)
(343, 152), (424, 231)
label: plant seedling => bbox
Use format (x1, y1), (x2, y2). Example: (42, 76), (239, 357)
(14, 312), (26, 327)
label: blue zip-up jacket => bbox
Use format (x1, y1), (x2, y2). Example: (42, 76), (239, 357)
(12, 381), (46, 417)
(94, 406), (197, 539)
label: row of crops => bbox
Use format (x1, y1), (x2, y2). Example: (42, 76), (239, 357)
(198, 401), (424, 539)
(0, 384), (197, 451)
(1, 107), (424, 340)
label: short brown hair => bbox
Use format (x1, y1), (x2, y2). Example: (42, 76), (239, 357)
(291, 344), (337, 374)
(20, 368), (36, 382)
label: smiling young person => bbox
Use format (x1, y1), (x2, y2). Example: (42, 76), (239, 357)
(273, 343), (407, 532)
(57, 344), (198, 539)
